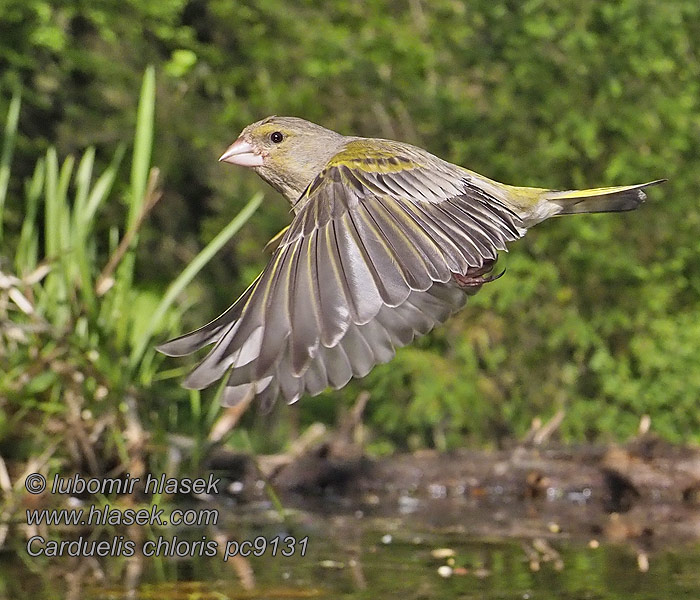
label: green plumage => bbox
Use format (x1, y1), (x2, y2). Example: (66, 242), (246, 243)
(158, 116), (666, 408)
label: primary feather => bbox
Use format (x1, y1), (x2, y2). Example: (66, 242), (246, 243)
(158, 116), (665, 408)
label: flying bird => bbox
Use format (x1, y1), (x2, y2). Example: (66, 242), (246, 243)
(158, 116), (664, 408)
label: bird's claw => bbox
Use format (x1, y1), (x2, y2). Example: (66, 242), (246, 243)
(453, 266), (506, 288)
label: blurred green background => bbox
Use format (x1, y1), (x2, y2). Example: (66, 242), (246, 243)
(1, 0), (699, 469)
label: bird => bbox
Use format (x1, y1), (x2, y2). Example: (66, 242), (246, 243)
(158, 116), (665, 409)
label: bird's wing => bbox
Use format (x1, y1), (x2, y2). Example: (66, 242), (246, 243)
(158, 143), (526, 407)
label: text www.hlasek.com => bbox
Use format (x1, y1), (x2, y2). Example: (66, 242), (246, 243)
(24, 472), (308, 560)
(26, 504), (217, 527)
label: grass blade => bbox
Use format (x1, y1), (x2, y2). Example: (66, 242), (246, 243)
(84, 145), (125, 225)
(0, 92), (21, 241)
(44, 149), (59, 258)
(129, 66), (155, 231)
(73, 147), (95, 226)
(73, 148), (97, 310)
(57, 155), (75, 255)
(16, 158), (45, 274)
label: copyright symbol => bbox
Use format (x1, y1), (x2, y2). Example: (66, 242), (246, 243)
(25, 473), (46, 495)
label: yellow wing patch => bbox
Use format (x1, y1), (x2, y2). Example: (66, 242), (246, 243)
(328, 140), (423, 173)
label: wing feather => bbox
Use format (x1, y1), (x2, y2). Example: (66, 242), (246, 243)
(377, 196), (452, 283)
(395, 198), (468, 273)
(440, 201), (499, 258)
(316, 220), (353, 347)
(276, 342), (305, 404)
(319, 342), (353, 389)
(349, 204), (411, 306)
(335, 212), (383, 323)
(290, 233), (322, 375)
(341, 323), (376, 378)
(375, 303), (416, 346)
(391, 198), (454, 280)
(302, 352), (329, 395)
(362, 198), (433, 290)
(157, 274), (262, 356)
(254, 242), (295, 377)
(357, 319), (396, 365)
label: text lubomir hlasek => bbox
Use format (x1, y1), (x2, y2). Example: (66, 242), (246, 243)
(50, 473), (220, 495)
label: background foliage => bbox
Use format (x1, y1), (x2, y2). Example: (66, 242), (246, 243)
(1, 0), (699, 455)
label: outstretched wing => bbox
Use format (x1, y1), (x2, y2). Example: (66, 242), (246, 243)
(158, 141), (525, 407)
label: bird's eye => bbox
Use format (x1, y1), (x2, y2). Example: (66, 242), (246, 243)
(270, 131), (284, 143)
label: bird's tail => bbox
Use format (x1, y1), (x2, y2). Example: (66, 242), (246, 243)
(543, 179), (666, 216)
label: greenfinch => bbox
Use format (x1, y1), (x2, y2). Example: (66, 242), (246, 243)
(158, 116), (664, 408)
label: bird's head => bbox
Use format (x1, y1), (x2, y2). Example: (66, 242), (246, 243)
(220, 116), (347, 204)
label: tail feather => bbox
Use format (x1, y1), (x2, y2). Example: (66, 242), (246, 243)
(546, 179), (666, 215)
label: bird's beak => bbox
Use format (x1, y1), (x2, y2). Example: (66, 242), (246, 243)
(219, 138), (264, 167)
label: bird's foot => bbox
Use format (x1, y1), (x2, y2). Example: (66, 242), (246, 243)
(453, 261), (505, 288)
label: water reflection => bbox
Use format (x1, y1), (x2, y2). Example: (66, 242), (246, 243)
(3, 504), (700, 600)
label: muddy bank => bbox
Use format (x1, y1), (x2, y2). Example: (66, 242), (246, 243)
(206, 433), (700, 549)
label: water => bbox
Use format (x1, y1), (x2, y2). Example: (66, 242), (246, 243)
(4, 501), (700, 599)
